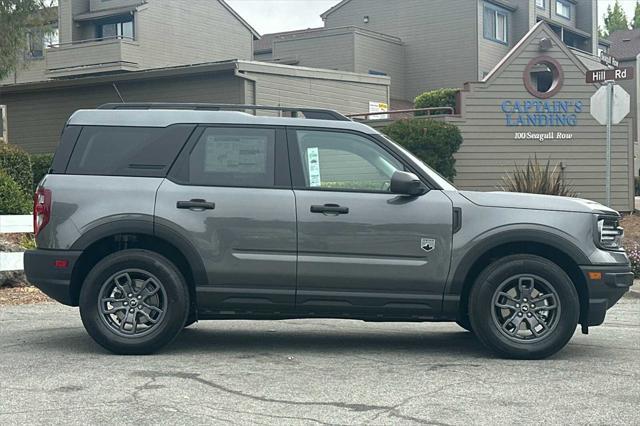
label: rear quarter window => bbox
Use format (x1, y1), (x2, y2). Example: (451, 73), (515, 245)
(66, 125), (194, 177)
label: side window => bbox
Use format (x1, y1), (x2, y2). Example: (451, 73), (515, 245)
(66, 125), (193, 177)
(186, 127), (276, 187)
(294, 130), (403, 192)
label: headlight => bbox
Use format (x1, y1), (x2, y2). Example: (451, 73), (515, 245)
(597, 216), (624, 250)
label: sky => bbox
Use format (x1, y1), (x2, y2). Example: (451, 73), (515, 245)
(226, 0), (640, 36)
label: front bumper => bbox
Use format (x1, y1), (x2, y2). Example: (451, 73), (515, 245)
(580, 264), (633, 326)
(24, 249), (82, 306)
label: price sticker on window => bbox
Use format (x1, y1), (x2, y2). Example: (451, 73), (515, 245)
(307, 147), (321, 187)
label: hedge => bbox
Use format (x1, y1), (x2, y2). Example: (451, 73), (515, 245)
(414, 88), (458, 116)
(31, 153), (54, 190)
(0, 171), (32, 215)
(382, 118), (463, 181)
(0, 144), (32, 196)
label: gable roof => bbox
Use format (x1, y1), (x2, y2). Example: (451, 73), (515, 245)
(254, 27), (324, 52)
(320, 0), (353, 20)
(482, 21), (592, 84)
(608, 28), (640, 61)
(218, 0), (260, 40)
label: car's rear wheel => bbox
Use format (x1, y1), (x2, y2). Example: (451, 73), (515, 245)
(469, 254), (579, 359)
(79, 249), (189, 355)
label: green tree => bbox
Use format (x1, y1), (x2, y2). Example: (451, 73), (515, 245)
(0, 1), (57, 80)
(632, 1), (640, 29)
(603, 0), (629, 37)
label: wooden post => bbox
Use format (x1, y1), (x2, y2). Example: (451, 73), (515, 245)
(1, 105), (7, 144)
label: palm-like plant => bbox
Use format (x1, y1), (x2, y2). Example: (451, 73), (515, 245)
(500, 156), (577, 197)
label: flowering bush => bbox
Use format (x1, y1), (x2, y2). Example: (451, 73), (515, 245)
(623, 240), (640, 278)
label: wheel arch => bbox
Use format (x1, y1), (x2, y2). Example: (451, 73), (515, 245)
(447, 227), (589, 326)
(68, 220), (206, 311)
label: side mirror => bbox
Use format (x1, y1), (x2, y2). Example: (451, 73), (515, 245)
(390, 171), (428, 196)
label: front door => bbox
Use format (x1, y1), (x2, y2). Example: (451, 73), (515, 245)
(289, 128), (453, 319)
(155, 126), (297, 316)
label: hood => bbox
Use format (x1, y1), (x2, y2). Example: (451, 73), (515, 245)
(459, 191), (619, 215)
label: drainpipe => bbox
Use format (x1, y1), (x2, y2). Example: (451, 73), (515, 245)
(636, 53), (640, 178)
(234, 64), (258, 112)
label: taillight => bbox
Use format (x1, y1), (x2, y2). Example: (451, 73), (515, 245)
(33, 187), (51, 237)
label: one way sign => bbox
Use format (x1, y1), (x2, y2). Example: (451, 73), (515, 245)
(586, 67), (634, 83)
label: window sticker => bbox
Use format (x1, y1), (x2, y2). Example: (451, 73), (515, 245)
(204, 136), (267, 174)
(306, 147), (321, 187)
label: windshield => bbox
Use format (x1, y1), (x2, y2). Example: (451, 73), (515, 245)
(377, 134), (457, 191)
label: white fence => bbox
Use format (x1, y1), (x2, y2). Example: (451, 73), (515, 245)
(0, 215), (32, 272)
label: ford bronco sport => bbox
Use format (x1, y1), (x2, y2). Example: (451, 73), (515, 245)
(24, 103), (633, 359)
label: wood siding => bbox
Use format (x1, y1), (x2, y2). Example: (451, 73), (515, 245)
(449, 25), (633, 211)
(240, 62), (390, 117)
(273, 32), (356, 72)
(1, 73), (242, 153)
(323, 0), (479, 99)
(353, 32), (406, 101)
(137, 0), (253, 69)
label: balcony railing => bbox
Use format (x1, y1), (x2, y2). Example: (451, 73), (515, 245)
(45, 37), (140, 77)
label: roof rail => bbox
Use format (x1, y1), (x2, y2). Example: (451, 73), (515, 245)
(97, 103), (351, 122)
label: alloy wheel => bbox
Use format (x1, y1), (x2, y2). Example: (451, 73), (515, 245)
(98, 269), (168, 337)
(491, 274), (561, 342)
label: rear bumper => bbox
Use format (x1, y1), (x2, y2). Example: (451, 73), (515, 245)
(23, 249), (82, 306)
(580, 264), (633, 326)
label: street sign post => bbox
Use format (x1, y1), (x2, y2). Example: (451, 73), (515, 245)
(590, 82), (631, 207)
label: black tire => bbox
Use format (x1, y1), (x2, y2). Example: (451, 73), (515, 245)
(456, 317), (473, 333)
(469, 254), (579, 360)
(79, 249), (189, 355)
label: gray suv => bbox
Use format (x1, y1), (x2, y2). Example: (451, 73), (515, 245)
(24, 103), (633, 359)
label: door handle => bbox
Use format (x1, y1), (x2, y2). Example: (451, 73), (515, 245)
(177, 199), (216, 210)
(310, 204), (349, 214)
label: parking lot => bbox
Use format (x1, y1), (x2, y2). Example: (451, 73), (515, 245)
(0, 297), (638, 425)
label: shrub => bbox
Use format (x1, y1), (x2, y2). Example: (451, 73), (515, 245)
(500, 156), (577, 197)
(31, 153), (54, 190)
(0, 144), (33, 195)
(0, 172), (32, 215)
(382, 118), (463, 181)
(414, 88), (458, 116)
(624, 240), (640, 278)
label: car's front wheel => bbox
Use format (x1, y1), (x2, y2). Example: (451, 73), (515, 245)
(469, 254), (579, 359)
(79, 249), (189, 355)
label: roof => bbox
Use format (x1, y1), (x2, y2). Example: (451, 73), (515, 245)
(218, 0), (260, 40)
(0, 59), (389, 94)
(67, 109), (378, 134)
(254, 27), (324, 52)
(608, 29), (640, 61)
(320, 0), (353, 20)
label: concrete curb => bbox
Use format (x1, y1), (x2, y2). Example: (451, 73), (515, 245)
(626, 285), (640, 299)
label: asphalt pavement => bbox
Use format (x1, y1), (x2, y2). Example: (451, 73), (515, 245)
(0, 297), (638, 425)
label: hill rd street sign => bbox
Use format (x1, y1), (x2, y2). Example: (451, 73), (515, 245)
(586, 67), (634, 84)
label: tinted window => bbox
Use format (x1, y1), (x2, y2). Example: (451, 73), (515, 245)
(295, 130), (403, 192)
(67, 125), (193, 176)
(186, 127), (276, 187)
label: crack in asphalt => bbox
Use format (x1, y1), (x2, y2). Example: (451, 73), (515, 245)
(134, 370), (390, 412)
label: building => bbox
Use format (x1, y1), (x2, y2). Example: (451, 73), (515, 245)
(256, 0), (600, 107)
(0, 1), (389, 153)
(1, 0), (259, 85)
(609, 29), (640, 176)
(0, 60), (389, 153)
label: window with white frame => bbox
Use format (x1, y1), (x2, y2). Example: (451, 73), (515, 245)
(536, 0), (546, 9)
(556, 0), (571, 19)
(484, 5), (508, 44)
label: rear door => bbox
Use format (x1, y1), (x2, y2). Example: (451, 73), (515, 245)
(155, 125), (297, 316)
(289, 128), (453, 319)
